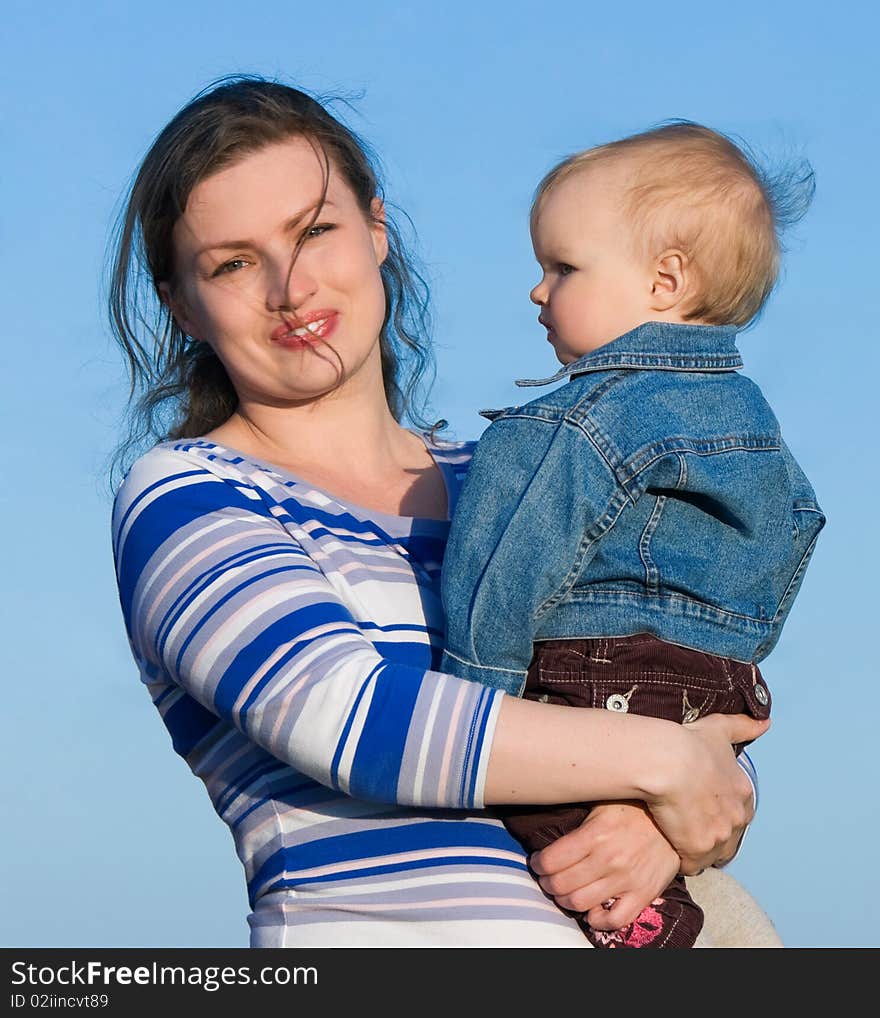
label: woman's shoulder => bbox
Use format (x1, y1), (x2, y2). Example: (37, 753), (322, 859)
(117, 438), (223, 488)
(421, 430), (478, 473)
(122, 437), (280, 484)
(112, 438), (259, 518)
(110, 438), (290, 554)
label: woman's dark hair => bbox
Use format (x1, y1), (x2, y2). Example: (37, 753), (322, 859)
(107, 75), (438, 488)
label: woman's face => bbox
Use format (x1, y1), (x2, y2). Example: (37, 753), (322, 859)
(164, 137), (388, 409)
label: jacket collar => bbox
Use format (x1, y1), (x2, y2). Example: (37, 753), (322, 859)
(515, 321), (743, 388)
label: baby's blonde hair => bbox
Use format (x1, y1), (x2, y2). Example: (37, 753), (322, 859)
(532, 122), (814, 328)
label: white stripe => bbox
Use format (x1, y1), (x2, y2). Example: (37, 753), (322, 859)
(409, 680), (445, 805)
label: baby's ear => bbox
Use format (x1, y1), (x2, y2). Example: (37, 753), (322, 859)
(651, 249), (690, 312)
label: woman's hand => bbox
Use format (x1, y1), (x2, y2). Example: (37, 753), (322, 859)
(530, 801), (680, 931)
(644, 713), (769, 874)
(486, 700), (767, 875)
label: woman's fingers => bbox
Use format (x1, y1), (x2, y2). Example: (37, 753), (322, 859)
(530, 802), (681, 921)
(544, 876), (627, 914)
(530, 847), (602, 899)
(679, 825), (747, 875)
(533, 856), (606, 902)
(645, 713), (766, 872)
(706, 713), (771, 745)
(586, 894), (645, 932)
(530, 821), (598, 881)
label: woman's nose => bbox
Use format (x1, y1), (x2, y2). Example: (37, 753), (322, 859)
(266, 255), (318, 310)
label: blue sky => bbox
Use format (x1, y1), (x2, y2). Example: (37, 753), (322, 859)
(3, 1), (877, 948)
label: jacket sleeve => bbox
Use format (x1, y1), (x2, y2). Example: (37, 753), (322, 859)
(112, 450), (503, 809)
(440, 414), (624, 693)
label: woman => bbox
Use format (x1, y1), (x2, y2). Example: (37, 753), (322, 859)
(109, 76), (777, 947)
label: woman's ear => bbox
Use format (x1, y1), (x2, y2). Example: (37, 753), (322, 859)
(158, 281), (203, 341)
(369, 197), (389, 266)
(650, 249), (690, 313)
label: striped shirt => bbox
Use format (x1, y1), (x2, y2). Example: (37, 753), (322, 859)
(111, 435), (591, 947)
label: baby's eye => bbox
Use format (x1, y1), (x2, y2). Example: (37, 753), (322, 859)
(212, 258), (250, 277)
(558, 263), (575, 276)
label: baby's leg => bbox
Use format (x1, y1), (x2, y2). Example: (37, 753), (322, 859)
(503, 636), (770, 948)
(588, 874), (703, 948)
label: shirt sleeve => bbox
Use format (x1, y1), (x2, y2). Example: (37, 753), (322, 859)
(111, 450), (503, 810)
(440, 414), (623, 692)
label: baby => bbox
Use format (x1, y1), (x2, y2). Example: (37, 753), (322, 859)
(440, 122), (825, 948)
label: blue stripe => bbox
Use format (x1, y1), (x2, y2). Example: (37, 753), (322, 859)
(279, 500), (406, 547)
(256, 854), (526, 902)
(153, 686), (176, 708)
(164, 694), (218, 757)
(211, 606), (353, 710)
(250, 818), (524, 893)
(371, 640), (433, 667)
(216, 759), (289, 816)
(358, 621), (437, 635)
(348, 662), (421, 801)
(231, 780), (346, 831)
(117, 474), (263, 621)
(171, 568), (341, 675)
(737, 749), (759, 809)
(329, 662), (384, 789)
(155, 544), (310, 650)
(113, 468), (206, 563)
(466, 686), (495, 807)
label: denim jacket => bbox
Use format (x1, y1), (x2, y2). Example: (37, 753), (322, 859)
(440, 321), (825, 696)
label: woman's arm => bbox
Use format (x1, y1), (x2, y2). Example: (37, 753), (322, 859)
(485, 695), (768, 873)
(112, 449), (498, 809)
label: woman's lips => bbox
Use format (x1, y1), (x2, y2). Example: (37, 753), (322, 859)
(271, 310), (338, 348)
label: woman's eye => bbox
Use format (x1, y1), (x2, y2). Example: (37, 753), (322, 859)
(213, 258), (249, 277)
(306, 223), (335, 239)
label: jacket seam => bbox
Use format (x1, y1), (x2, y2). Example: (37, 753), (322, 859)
(770, 531), (823, 626)
(638, 495), (667, 593)
(535, 495), (629, 619)
(441, 649), (525, 676)
(620, 440), (782, 488)
(558, 587), (778, 626)
(532, 417), (631, 619)
(535, 673), (733, 687)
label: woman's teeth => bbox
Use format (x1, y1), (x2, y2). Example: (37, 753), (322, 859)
(290, 320), (325, 337)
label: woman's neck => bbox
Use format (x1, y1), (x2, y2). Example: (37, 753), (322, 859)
(207, 396), (447, 519)
(209, 382), (419, 478)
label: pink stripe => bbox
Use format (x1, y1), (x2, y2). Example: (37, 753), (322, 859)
(436, 683), (468, 800)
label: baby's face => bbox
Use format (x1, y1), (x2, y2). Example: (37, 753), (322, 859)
(530, 167), (655, 364)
